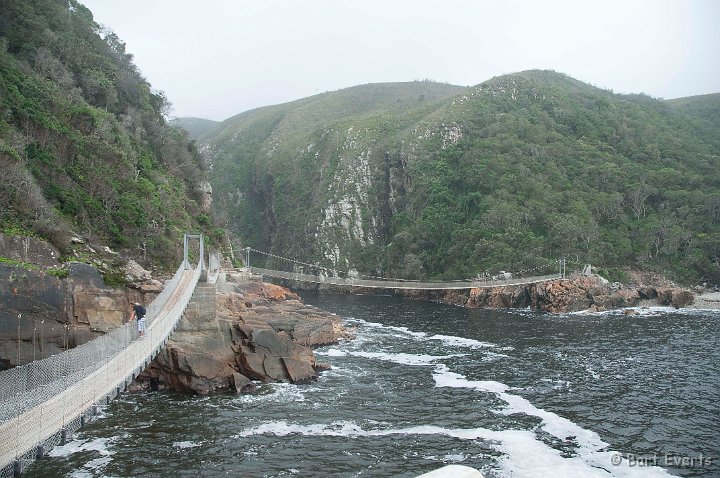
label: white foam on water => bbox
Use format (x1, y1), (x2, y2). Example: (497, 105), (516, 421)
(48, 436), (116, 457)
(358, 320), (429, 340)
(428, 334), (497, 349)
(316, 348), (348, 357)
(234, 420), (673, 477)
(318, 348), (466, 366)
(483, 351), (511, 361)
(353, 319), (514, 357)
(586, 367), (601, 379)
(231, 382), (308, 404)
(76, 456), (112, 474)
(432, 364), (510, 394)
(432, 365), (674, 477)
(571, 306), (677, 317)
(173, 440), (202, 449)
(443, 453), (467, 462)
(352, 319), (504, 350)
(350, 351), (467, 366)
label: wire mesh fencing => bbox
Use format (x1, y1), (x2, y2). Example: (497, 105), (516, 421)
(250, 267), (562, 290)
(0, 258), (202, 474)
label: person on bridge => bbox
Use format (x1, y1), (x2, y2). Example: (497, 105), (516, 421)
(130, 302), (147, 337)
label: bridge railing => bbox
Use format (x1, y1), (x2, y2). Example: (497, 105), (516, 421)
(0, 256), (202, 476)
(251, 267), (561, 290)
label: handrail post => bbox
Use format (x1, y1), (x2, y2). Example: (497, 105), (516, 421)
(182, 234), (190, 270)
(199, 234), (206, 271)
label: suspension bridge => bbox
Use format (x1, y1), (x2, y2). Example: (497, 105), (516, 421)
(0, 238), (566, 476)
(0, 234), (208, 477)
(244, 247), (567, 290)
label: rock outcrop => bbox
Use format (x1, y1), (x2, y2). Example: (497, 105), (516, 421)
(657, 288), (695, 308)
(0, 233), (61, 268)
(140, 278), (350, 394)
(280, 273), (694, 314)
(0, 235), (165, 369)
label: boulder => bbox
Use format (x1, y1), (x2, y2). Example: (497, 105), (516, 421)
(591, 289), (640, 309)
(283, 357), (317, 382)
(124, 259), (152, 283)
(531, 276), (605, 313)
(656, 287), (694, 308)
(72, 287), (128, 332)
(0, 233), (60, 268)
(670, 289), (694, 308)
(637, 286), (657, 299)
(230, 372), (256, 393)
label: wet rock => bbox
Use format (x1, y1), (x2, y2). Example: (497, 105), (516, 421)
(591, 289), (640, 309)
(467, 285), (531, 309)
(656, 287), (694, 308)
(230, 372), (256, 393)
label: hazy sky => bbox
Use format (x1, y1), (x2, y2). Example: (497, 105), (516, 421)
(80, 0), (720, 121)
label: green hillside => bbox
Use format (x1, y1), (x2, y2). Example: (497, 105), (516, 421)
(203, 72), (720, 284)
(0, 0), (213, 268)
(667, 93), (720, 129)
(172, 117), (219, 141)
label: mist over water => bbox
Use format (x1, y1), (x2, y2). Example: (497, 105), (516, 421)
(26, 294), (720, 478)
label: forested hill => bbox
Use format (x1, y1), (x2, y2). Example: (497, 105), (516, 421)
(171, 117), (219, 141)
(201, 71), (720, 284)
(667, 93), (720, 129)
(0, 0), (213, 269)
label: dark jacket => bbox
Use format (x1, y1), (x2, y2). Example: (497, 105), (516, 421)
(133, 304), (146, 319)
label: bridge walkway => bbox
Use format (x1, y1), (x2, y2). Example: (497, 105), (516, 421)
(251, 267), (561, 290)
(0, 235), (206, 476)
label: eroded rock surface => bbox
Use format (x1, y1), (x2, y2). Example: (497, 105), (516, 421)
(141, 279), (350, 394)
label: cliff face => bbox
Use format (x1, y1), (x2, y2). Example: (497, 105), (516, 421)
(140, 277), (350, 394)
(0, 235), (162, 369)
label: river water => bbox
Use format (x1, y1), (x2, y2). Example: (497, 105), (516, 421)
(26, 294), (719, 478)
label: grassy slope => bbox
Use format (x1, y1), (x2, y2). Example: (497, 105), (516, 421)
(666, 93), (720, 129)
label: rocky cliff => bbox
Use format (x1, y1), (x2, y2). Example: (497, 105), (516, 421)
(0, 234), (164, 369)
(139, 275), (350, 394)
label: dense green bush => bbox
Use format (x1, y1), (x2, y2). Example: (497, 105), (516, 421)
(0, 0), (214, 270)
(205, 72), (720, 284)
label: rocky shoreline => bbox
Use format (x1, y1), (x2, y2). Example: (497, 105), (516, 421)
(136, 275), (351, 394)
(270, 274), (701, 314)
